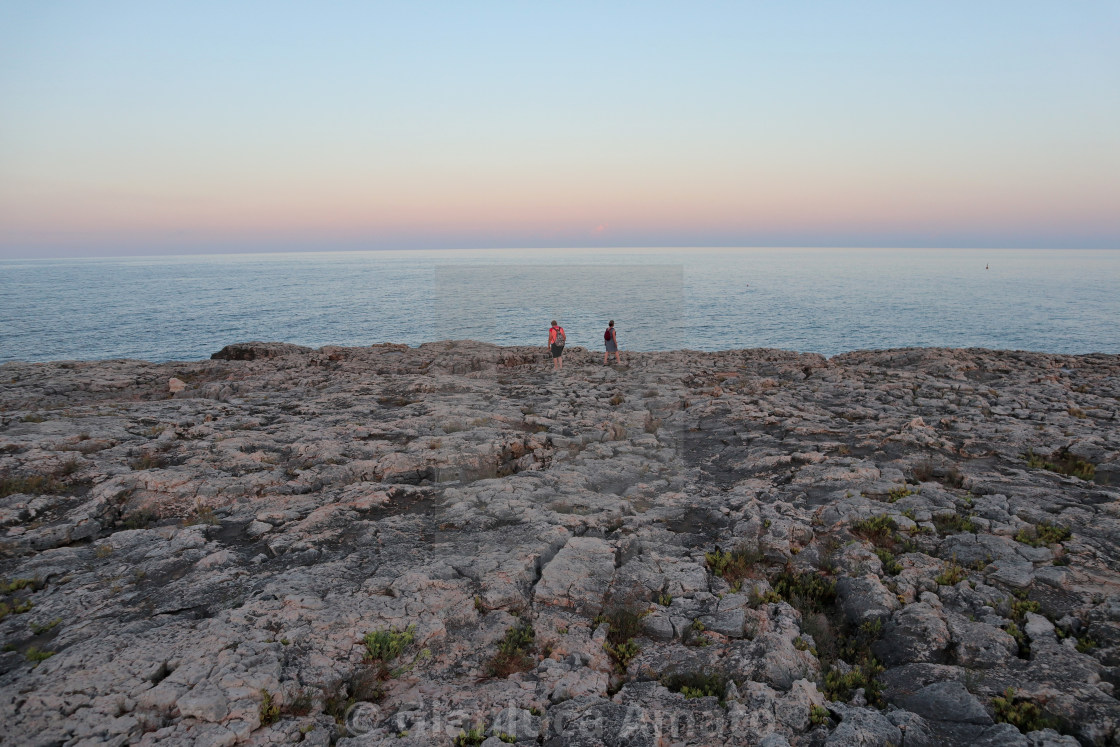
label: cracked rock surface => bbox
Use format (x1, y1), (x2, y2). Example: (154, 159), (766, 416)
(0, 340), (1118, 745)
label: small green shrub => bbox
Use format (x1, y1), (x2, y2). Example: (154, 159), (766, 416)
(887, 486), (915, 502)
(599, 606), (644, 644)
(751, 588), (783, 606)
(991, 687), (1060, 733)
(0, 599), (33, 621)
(120, 509), (158, 530)
(1076, 635), (1097, 653)
(850, 515), (898, 546)
(486, 621), (535, 678)
(823, 662), (883, 704)
(704, 546), (763, 586)
(1015, 520), (1071, 547)
(935, 559), (968, 586)
(933, 513), (977, 536)
(259, 688), (280, 725)
(1024, 449), (1095, 481)
(817, 615), (886, 706)
(874, 548), (902, 576)
(1009, 596), (1040, 622)
(604, 639), (641, 670)
(1005, 622), (1029, 657)
(0, 475), (64, 499)
(29, 618), (61, 635)
(598, 605), (645, 670)
(25, 647), (55, 665)
(771, 570), (836, 614)
(1, 578), (41, 594)
(663, 671), (726, 700)
(363, 625), (416, 664)
(453, 724), (486, 746)
(810, 704), (831, 725)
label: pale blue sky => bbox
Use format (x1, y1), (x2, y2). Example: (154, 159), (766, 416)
(1, 1), (1118, 256)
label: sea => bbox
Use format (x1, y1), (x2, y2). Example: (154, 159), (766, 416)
(1, 247), (1118, 364)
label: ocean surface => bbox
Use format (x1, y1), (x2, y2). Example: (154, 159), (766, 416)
(2, 248), (1118, 363)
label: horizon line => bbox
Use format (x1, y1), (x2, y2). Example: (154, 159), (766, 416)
(3, 244), (1119, 262)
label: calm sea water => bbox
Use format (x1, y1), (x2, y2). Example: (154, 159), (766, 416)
(1, 248), (1118, 363)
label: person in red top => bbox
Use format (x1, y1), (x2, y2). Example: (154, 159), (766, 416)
(548, 320), (566, 370)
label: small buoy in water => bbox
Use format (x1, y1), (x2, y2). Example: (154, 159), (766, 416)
(985, 264), (989, 270)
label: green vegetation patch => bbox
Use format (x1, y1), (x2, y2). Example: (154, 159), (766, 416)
(849, 515), (921, 554)
(828, 619), (884, 704)
(887, 486), (916, 502)
(597, 606), (644, 671)
(0, 475), (65, 499)
(1024, 449), (1096, 481)
(705, 545), (764, 588)
(453, 725), (487, 746)
(850, 515), (898, 547)
(824, 662), (884, 705)
(1, 578), (42, 595)
(991, 688), (1060, 734)
(259, 688), (280, 726)
(874, 548), (903, 576)
(933, 512), (977, 536)
(662, 671), (727, 700)
(0, 577), (44, 621)
(322, 669), (385, 724)
(935, 559), (968, 586)
(771, 569), (837, 614)
(25, 646), (55, 665)
(363, 625), (415, 665)
(359, 623), (417, 697)
(1014, 520), (1071, 547)
(29, 618), (61, 635)
(485, 621), (536, 678)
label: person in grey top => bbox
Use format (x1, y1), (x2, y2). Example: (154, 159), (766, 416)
(603, 320), (621, 365)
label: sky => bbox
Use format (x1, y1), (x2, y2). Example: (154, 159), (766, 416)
(1, 1), (1118, 258)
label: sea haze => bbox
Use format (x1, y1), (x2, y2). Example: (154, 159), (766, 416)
(1, 248), (1117, 363)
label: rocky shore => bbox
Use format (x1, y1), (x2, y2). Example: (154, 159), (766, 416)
(1, 340), (1119, 746)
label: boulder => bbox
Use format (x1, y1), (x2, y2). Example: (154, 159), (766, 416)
(210, 341), (313, 360)
(873, 603), (951, 666)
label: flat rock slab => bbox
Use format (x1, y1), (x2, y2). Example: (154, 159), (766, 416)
(535, 536), (616, 614)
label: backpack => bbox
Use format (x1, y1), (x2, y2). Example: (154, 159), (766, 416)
(604, 328), (613, 342)
(554, 327), (565, 345)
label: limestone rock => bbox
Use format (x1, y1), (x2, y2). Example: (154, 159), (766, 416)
(1, 342), (1118, 744)
(874, 603), (951, 666)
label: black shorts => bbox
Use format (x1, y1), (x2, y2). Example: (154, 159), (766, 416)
(550, 344), (565, 358)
